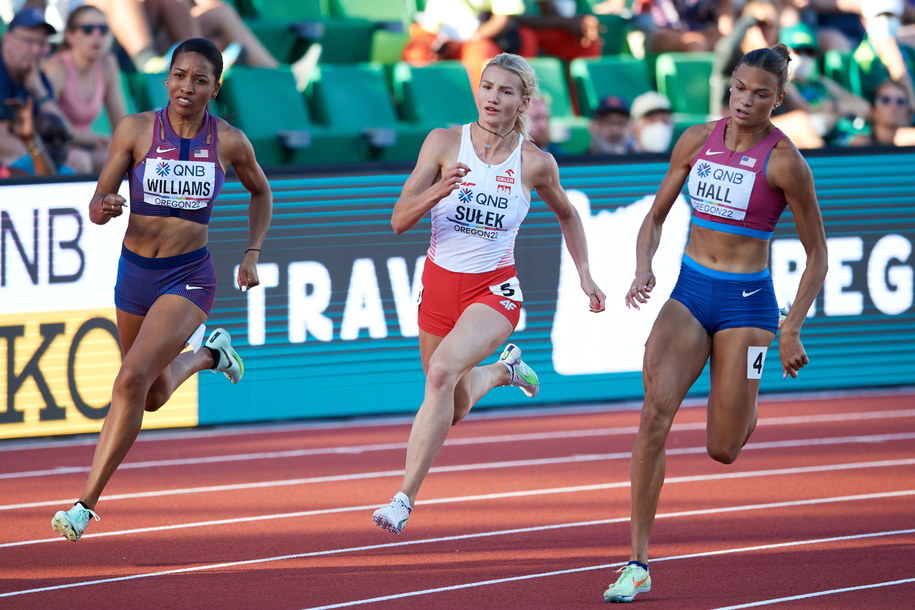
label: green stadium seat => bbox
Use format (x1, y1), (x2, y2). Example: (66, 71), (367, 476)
(129, 72), (170, 112)
(595, 14), (630, 55)
(526, 56), (589, 153)
(309, 63), (428, 161)
(218, 66), (364, 166)
(655, 52), (714, 117)
(570, 55), (652, 117)
(328, 0), (415, 64)
(392, 61), (477, 128)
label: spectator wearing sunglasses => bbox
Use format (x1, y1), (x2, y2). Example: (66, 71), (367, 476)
(43, 4), (127, 172)
(855, 79), (915, 146)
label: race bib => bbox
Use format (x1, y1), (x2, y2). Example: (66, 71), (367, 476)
(688, 160), (756, 221)
(489, 276), (523, 302)
(142, 159), (215, 210)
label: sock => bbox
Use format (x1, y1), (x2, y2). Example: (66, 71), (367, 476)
(628, 560), (648, 571)
(206, 346), (221, 369)
(75, 500), (91, 511)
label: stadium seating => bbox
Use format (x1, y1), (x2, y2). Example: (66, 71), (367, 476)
(308, 63), (428, 161)
(655, 52), (714, 116)
(526, 56), (589, 154)
(218, 65), (364, 165)
(392, 61), (477, 128)
(569, 55), (652, 116)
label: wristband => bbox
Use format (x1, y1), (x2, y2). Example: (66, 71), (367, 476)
(245, 248), (261, 254)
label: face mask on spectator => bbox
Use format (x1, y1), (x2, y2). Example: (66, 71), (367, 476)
(639, 122), (674, 153)
(792, 55), (816, 81)
(868, 15), (901, 41)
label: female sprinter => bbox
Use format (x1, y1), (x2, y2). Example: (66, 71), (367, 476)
(372, 52), (606, 535)
(602, 43), (827, 602)
(51, 38), (272, 542)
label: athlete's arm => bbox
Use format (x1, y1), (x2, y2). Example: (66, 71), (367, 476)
(220, 123), (272, 291)
(89, 113), (147, 225)
(626, 123), (708, 309)
(767, 140), (828, 378)
(391, 128), (465, 234)
(529, 146), (605, 313)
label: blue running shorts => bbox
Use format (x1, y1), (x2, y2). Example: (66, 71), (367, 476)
(114, 245), (216, 316)
(669, 254), (778, 334)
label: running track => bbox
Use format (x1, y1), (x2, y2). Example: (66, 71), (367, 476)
(2, 390), (914, 609)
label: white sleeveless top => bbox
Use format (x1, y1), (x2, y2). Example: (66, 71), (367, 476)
(427, 123), (530, 273)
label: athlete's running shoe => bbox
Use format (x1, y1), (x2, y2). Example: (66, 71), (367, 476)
(206, 328), (243, 384)
(499, 343), (539, 397)
(603, 562), (651, 603)
(51, 503), (100, 542)
(372, 492), (412, 534)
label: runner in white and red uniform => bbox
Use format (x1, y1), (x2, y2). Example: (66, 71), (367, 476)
(372, 53), (606, 536)
(604, 44), (828, 603)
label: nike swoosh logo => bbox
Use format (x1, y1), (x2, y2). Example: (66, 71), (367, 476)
(633, 576), (650, 587)
(742, 288), (762, 297)
(156, 146), (176, 153)
(705, 149), (725, 156)
(185, 285), (203, 291)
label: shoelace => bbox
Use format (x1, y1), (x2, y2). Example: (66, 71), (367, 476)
(76, 506), (101, 522)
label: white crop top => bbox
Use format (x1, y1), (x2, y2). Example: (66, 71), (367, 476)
(426, 123), (530, 273)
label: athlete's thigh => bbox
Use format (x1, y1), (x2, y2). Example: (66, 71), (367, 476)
(430, 303), (513, 376)
(706, 327), (775, 438)
(119, 294), (207, 381)
(642, 299), (712, 413)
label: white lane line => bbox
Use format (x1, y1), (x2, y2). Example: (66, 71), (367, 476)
(711, 578), (915, 609)
(3, 458), (913, 549)
(4, 430), (914, 513)
(3, 508), (913, 602)
(3, 408), (914, 478)
(3, 419), (914, 483)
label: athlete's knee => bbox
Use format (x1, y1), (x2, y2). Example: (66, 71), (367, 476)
(707, 440), (742, 464)
(425, 358), (461, 395)
(112, 366), (152, 403)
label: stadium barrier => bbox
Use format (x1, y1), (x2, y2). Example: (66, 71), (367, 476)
(2, 148), (913, 439)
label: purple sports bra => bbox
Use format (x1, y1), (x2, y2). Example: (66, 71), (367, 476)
(687, 117), (788, 239)
(128, 106), (225, 225)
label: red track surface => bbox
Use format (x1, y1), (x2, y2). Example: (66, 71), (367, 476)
(2, 391), (914, 609)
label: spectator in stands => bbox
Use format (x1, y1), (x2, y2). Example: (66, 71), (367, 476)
(629, 90), (674, 153)
(403, 0), (536, 87)
(588, 95), (638, 154)
(1, 97), (55, 175)
(853, 78), (915, 145)
(781, 22), (871, 146)
(10, 110), (76, 174)
(0, 8), (90, 170)
(43, 4), (126, 172)
(517, 0), (603, 61)
(855, 0), (915, 111)
(631, 0), (733, 54)
(528, 95), (565, 155)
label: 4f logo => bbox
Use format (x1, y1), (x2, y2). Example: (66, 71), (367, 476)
(500, 300), (517, 311)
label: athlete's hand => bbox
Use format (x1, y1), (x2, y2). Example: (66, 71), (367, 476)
(438, 163), (471, 196)
(583, 281), (606, 313)
(237, 251), (260, 292)
(98, 193), (126, 221)
(779, 329), (809, 378)
(625, 271), (655, 310)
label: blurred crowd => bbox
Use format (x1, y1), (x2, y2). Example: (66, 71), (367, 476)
(2, 0), (915, 179)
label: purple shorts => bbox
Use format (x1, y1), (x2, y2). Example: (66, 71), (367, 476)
(114, 245), (216, 316)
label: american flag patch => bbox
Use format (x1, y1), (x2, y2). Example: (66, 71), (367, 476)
(740, 156), (756, 167)
(193, 149), (208, 159)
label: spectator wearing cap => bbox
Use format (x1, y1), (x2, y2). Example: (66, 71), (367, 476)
(630, 91), (674, 152)
(588, 95), (638, 155)
(781, 22), (871, 146)
(0, 8), (60, 167)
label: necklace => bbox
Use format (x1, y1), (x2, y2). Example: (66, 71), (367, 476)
(726, 119), (769, 138)
(475, 121), (513, 149)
